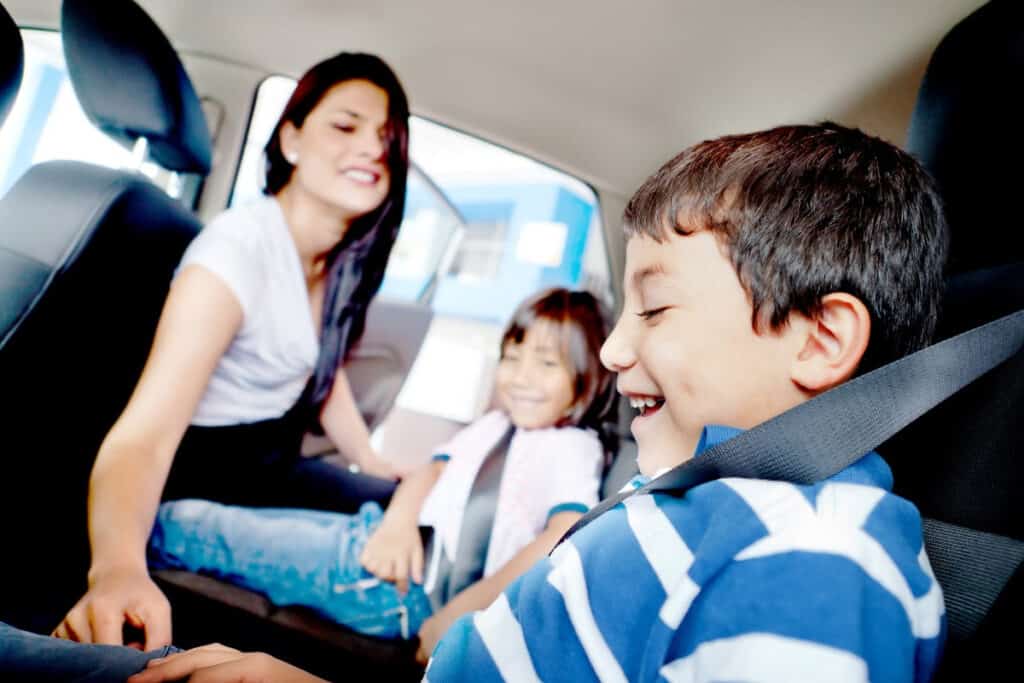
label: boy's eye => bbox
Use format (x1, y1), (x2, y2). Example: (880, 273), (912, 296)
(636, 307), (668, 321)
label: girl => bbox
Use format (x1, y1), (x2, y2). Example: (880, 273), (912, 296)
(143, 287), (616, 663)
(55, 53), (409, 650)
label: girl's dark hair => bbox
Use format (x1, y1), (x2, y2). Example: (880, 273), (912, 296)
(263, 53), (410, 410)
(502, 287), (618, 455)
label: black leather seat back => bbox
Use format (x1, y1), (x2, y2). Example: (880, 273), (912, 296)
(0, 0), (23, 127)
(887, 1), (1024, 678)
(883, 264), (1024, 681)
(0, 0), (209, 631)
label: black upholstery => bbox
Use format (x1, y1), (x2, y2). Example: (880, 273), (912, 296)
(889, 1), (1024, 678)
(0, 0), (23, 128)
(0, 0), (208, 633)
(0, 163), (201, 630)
(150, 571), (421, 680)
(61, 0), (212, 174)
(906, 0), (1024, 275)
(882, 264), (1024, 681)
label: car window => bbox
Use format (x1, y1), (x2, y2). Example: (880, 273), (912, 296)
(0, 29), (195, 201)
(235, 76), (614, 424)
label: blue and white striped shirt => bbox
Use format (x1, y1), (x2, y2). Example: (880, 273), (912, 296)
(426, 425), (946, 682)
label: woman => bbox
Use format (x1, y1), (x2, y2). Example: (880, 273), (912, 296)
(53, 52), (410, 650)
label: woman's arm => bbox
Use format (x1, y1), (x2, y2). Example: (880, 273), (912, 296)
(415, 509), (583, 661)
(319, 369), (398, 479)
(53, 266), (243, 649)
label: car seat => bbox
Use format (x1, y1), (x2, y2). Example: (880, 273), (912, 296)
(0, 0), (209, 632)
(886, 1), (1024, 679)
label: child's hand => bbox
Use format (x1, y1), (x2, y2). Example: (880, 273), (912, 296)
(127, 643), (327, 683)
(415, 609), (459, 665)
(359, 518), (424, 592)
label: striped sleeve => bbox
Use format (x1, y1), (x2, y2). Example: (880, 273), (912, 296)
(425, 479), (944, 683)
(659, 496), (945, 682)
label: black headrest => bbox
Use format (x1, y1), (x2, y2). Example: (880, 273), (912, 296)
(907, 0), (1024, 275)
(0, 1), (24, 128)
(60, 0), (211, 174)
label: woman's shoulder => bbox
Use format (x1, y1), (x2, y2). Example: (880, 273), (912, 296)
(201, 195), (279, 245)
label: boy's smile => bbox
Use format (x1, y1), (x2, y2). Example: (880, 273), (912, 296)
(601, 229), (806, 476)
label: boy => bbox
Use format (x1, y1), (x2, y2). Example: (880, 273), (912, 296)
(131, 122), (947, 681)
(423, 122), (948, 682)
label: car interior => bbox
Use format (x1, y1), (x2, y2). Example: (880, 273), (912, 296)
(0, 0), (1020, 681)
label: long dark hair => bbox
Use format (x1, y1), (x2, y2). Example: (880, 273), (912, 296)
(263, 53), (410, 410)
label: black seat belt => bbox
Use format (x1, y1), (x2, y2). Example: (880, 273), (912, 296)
(426, 426), (514, 610)
(559, 307), (1024, 546)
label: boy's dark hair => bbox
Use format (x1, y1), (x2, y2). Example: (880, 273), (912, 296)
(624, 122), (948, 373)
(502, 287), (618, 453)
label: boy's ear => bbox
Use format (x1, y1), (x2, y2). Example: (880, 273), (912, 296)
(790, 293), (871, 393)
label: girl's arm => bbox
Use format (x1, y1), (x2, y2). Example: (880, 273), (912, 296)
(359, 458), (447, 590)
(319, 369), (398, 479)
(415, 509), (583, 660)
(54, 266), (243, 650)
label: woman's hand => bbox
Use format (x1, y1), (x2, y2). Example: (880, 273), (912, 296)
(127, 643), (327, 683)
(53, 566), (171, 650)
(359, 518), (423, 592)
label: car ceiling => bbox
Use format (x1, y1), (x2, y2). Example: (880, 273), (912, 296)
(7, 0), (985, 201)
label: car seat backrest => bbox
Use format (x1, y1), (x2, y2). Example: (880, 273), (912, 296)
(892, 1), (1024, 677)
(0, 1), (23, 128)
(906, 0), (1024, 275)
(883, 262), (1024, 681)
(0, 0), (210, 631)
(61, 0), (211, 174)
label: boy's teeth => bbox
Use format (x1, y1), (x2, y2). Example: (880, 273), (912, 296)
(629, 396), (662, 411)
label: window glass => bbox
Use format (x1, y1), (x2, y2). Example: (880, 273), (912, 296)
(0, 30), (189, 199)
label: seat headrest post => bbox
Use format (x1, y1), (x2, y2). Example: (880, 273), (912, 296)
(129, 137), (149, 172)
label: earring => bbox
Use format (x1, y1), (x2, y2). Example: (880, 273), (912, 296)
(286, 151), (298, 164)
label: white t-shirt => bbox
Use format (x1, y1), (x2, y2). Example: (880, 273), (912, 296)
(178, 195), (319, 426)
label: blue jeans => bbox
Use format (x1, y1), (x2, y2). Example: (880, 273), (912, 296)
(0, 621), (178, 681)
(148, 500), (432, 639)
